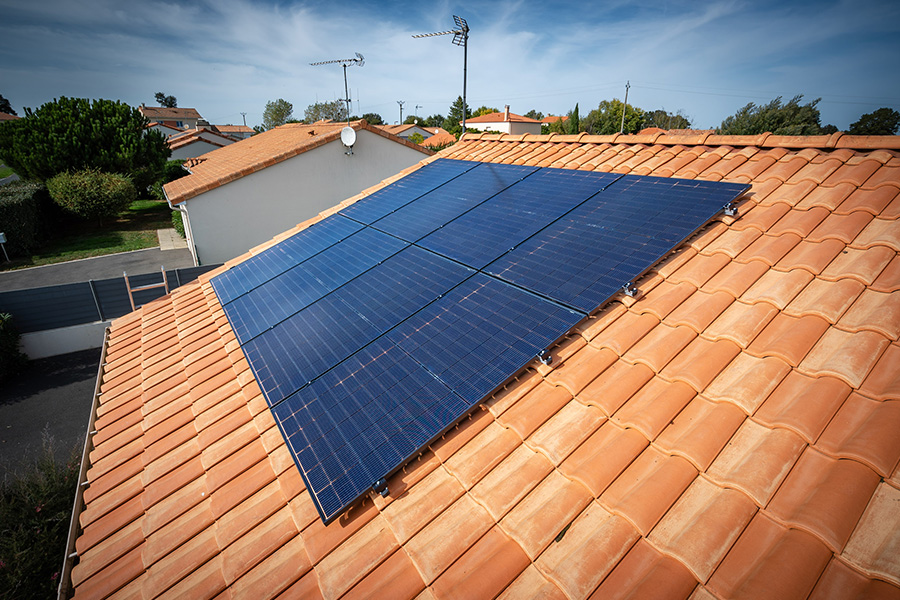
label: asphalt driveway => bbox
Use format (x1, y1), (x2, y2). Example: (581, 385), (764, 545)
(0, 348), (99, 482)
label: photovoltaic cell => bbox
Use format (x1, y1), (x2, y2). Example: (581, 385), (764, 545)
(211, 214), (361, 305)
(212, 159), (750, 524)
(372, 163), (539, 242)
(418, 168), (622, 269)
(339, 158), (480, 225)
(225, 228), (407, 343)
(487, 174), (749, 312)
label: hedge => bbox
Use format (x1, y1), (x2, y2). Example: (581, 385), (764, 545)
(46, 169), (136, 222)
(0, 180), (52, 256)
(0, 312), (27, 382)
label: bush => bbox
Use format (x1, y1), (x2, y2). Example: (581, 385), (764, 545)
(171, 210), (185, 238)
(0, 181), (52, 256)
(0, 434), (79, 600)
(0, 313), (27, 383)
(46, 170), (136, 222)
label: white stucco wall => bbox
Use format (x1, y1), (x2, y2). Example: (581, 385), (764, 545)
(466, 121), (541, 135)
(169, 140), (226, 161)
(182, 130), (428, 265)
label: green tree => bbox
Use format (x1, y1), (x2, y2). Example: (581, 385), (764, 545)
(848, 107), (900, 135)
(362, 112), (384, 125)
(262, 98), (294, 130)
(403, 115), (420, 125)
(443, 96), (472, 137)
(717, 95), (823, 136)
(408, 132), (425, 144)
(0, 94), (16, 116)
(423, 114), (445, 128)
(567, 104), (580, 135)
(154, 92), (177, 108)
(644, 109), (692, 130)
(472, 106), (499, 117)
(0, 97), (169, 189)
(582, 99), (645, 135)
(524, 109), (544, 120)
(304, 100), (346, 123)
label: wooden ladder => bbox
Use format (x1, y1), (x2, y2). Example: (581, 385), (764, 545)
(124, 266), (169, 311)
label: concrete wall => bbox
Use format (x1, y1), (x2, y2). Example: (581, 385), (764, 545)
(183, 130), (428, 265)
(20, 321), (109, 359)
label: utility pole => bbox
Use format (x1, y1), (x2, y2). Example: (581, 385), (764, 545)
(240, 112), (247, 127)
(397, 100), (405, 124)
(620, 80), (631, 134)
(415, 105), (422, 122)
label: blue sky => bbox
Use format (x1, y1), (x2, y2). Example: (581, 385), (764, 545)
(1, 0), (898, 130)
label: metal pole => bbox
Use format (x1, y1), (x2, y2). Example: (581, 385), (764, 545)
(343, 63), (351, 124)
(620, 80), (630, 133)
(462, 30), (468, 133)
(87, 279), (104, 321)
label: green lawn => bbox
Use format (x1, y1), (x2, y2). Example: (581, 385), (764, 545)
(1, 199), (173, 271)
(0, 166), (14, 179)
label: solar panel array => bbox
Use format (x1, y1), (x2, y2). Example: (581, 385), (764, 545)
(212, 159), (749, 523)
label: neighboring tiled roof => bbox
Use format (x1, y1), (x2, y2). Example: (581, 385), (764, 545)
(379, 124), (418, 135)
(420, 130), (457, 148)
(70, 129), (900, 599)
(541, 115), (568, 124)
(163, 120), (433, 205)
(214, 124), (254, 135)
(0, 111), (19, 121)
(167, 129), (235, 151)
(139, 106), (203, 121)
(467, 111), (542, 124)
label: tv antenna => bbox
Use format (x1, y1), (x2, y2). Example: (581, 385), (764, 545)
(413, 15), (469, 132)
(310, 52), (365, 125)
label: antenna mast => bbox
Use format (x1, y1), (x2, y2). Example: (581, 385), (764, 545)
(310, 52), (365, 124)
(620, 80), (631, 133)
(413, 15), (469, 132)
(397, 100), (405, 124)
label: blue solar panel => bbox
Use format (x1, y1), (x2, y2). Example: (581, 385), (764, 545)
(211, 215), (362, 305)
(212, 159), (750, 524)
(386, 273), (583, 405)
(271, 336), (467, 522)
(339, 159), (480, 225)
(372, 163), (539, 242)
(417, 168), (622, 269)
(486, 174), (749, 312)
(225, 228), (407, 343)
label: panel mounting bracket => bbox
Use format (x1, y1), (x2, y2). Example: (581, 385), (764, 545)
(622, 282), (637, 297)
(723, 202), (738, 217)
(373, 478), (389, 497)
(537, 349), (552, 366)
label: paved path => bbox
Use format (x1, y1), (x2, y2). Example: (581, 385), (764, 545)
(0, 245), (193, 292)
(0, 349), (99, 482)
(157, 228), (188, 250)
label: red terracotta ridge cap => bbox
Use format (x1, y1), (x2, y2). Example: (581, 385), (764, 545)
(834, 134), (900, 150)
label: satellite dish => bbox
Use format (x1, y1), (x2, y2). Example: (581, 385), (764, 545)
(341, 126), (357, 148)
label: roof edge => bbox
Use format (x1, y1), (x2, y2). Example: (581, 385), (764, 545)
(165, 120), (434, 205)
(457, 130), (900, 150)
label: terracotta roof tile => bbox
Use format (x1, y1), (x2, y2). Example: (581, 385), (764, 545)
(536, 502), (639, 599)
(650, 477), (757, 582)
(71, 133), (900, 599)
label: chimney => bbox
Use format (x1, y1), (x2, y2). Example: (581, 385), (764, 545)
(504, 105), (510, 121)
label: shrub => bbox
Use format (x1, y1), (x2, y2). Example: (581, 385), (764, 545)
(0, 313), (27, 383)
(171, 210), (185, 238)
(0, 434), (79, 600)
(46, 170), (136, 223)
(0, 181), (52, 256)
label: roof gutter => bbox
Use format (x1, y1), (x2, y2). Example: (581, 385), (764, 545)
(57, 327), (110, 600)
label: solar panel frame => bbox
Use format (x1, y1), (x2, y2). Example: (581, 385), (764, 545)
(212, 159), (751, 524)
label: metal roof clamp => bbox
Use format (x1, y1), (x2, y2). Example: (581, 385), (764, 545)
(622, 282), (638, 297)
(373, 478), (389, 497)
(537, 349), (552, 366)
(723, 202), (738, 217)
